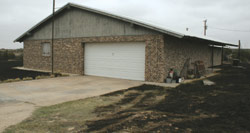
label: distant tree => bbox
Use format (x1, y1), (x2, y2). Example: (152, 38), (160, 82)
(228, 49), (250, 63)
(0, 50), (17, 60)
(8, 51), (15, 59)
(16, 48), (23, 52)
(240, 50), (250, 63)
(16, 53), (23, 61)
(2, 50), (8, 60)
(0, 52), (3, 60)
(223, 48), (233, 61)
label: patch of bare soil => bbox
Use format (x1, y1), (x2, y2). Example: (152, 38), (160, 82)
(81, 64), (250, 133)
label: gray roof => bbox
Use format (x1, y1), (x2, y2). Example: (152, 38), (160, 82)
(14, 3), (237, 47)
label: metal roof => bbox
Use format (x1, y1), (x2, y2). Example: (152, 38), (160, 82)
(183, 35), (238, 47)
(14, 2), (238, 47)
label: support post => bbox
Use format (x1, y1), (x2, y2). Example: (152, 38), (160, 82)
(221, 46), (224, 65)
(211, 45), (214, 71)
(238, 40), (241, 62)
(51, 0), (55, 74)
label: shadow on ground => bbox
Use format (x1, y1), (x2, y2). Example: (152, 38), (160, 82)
(83, 64), (250, 133)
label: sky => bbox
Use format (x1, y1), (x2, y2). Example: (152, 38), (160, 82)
(0, 0), (249, 49)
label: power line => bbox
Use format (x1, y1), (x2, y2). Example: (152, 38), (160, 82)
(208, 26), (250, 33)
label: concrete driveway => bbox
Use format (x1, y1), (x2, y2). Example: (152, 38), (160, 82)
(0, 76), (142, 132)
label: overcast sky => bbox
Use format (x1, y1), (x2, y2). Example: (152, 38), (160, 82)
(0, 0), (249, 49)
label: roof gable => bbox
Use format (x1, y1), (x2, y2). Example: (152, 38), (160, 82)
(14, 3), (183, 42)
(14, 2), (237, 47)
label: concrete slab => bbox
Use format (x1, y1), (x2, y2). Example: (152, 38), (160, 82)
(0, 76), (142, 132)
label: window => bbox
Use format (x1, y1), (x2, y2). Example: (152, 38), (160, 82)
(42, 43), (51, 56)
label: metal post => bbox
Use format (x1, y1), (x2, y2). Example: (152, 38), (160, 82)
(211, 45), (214, 71)
(221, 46), (224, 65)
(238, 40), (241, 62)
(51, 0), (55, 74)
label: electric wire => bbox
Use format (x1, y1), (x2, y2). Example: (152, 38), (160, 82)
(208, 26), (250, 33)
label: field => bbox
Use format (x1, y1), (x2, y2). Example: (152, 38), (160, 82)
(4, 63), (250, 132)
(0, 60), (50, 82)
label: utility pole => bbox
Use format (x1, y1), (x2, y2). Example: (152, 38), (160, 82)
(204, 19), (207, 36)
(51, 0), (55, 74)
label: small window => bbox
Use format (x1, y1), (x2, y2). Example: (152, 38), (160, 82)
(42, 43), (51, 56)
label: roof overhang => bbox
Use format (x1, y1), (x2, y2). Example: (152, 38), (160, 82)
(14, 4), (72, 42)
(183, 35), (238, 47)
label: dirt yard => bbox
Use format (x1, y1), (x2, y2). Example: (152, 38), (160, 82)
(4, 64), (250, 133)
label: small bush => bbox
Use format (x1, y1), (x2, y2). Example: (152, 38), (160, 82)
(53, 72), (63, 77)
(61, 73), (69, 77)
(23, 77), (33, 81)
(14, 78), (21, 81)
(35, 76), (42, 79)
(36, 75), (51, 80)
(3, 79), (16, 83)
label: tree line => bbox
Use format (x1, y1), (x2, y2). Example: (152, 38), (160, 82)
(0, 49), (23, 61)
(224, 48), (250, 63)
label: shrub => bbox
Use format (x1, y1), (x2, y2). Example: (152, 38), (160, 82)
(35, 76), (42, 80)
(23, 77), (33, 81)
(3, 79), (15, 83)
(3, 78), (21, 83)
(61, 73), (69, 77)
(35, 75), (50, 79)
(14, 78), (21, 81)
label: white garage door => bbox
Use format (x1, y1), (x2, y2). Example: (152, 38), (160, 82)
(84, 42), (145, 81)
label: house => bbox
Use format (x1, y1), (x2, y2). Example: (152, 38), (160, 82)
(14, 3), (237, 82)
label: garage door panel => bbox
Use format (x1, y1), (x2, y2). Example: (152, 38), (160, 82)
(84, 42), (145, 81)
(85, 69), (144, 80)
(85, 65), (145, 72)
(85, 60), (144, 68)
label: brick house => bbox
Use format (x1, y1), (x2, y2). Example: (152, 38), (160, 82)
(14, 3), (236, 82)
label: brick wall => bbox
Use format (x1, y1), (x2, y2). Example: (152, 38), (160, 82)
(163, 35), (222, 77)
(23, 34), (221, 83)
(23, 34), (165, 82)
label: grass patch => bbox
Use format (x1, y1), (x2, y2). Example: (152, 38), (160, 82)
(4, 96), (121, 133)
(4, 64), (250, 132)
